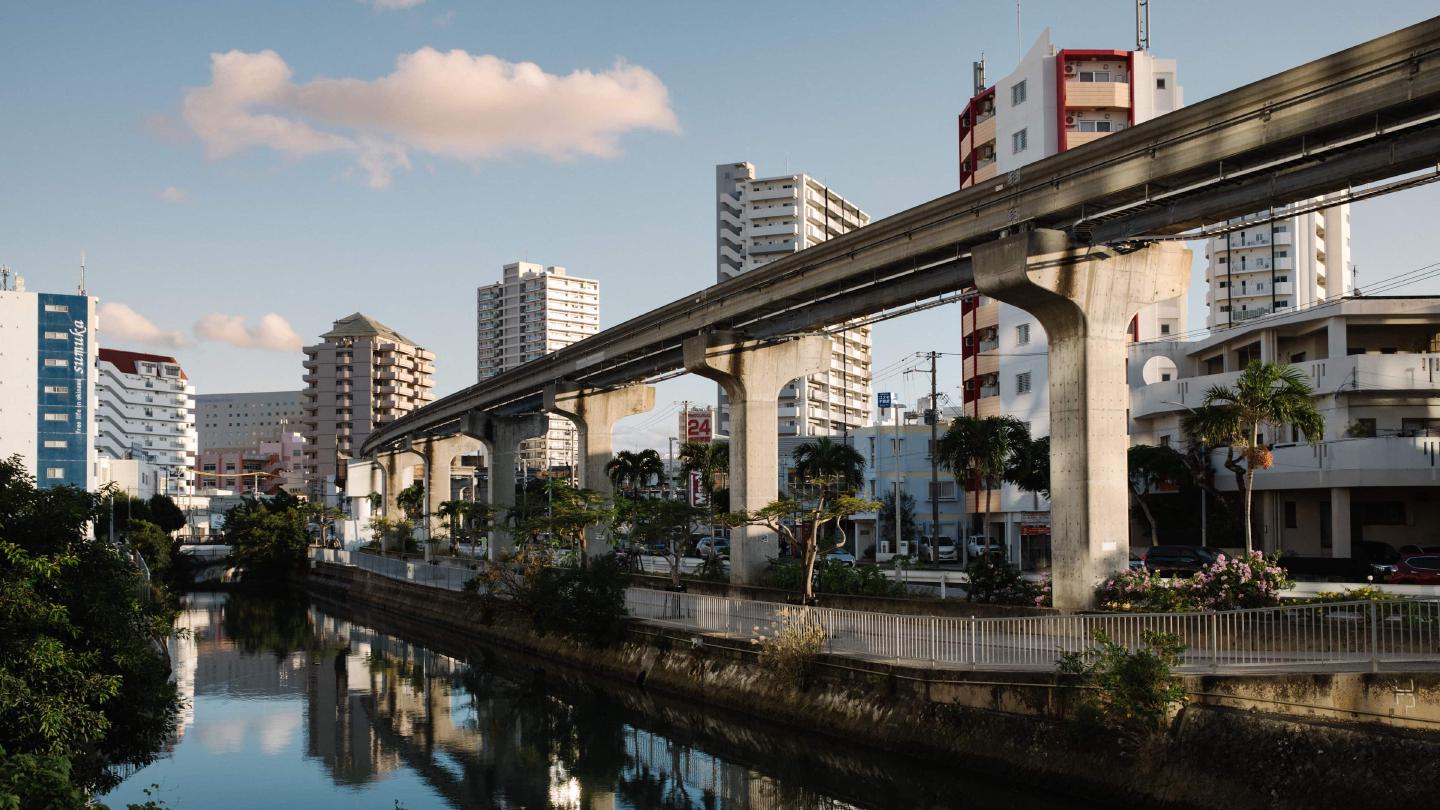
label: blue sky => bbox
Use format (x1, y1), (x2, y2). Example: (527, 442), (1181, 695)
(3, 1), (1437, 450)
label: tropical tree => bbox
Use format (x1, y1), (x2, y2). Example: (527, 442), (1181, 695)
(1127, 444), (1190, 546)
(1182, 360), (1324, 552)
(437, 500), (496, 558)
(510, 478), (611, 563)
(604, 449), (666, 497)
(1004, 434), (1051, 507)
(630, 498), (706, 588)
(678, 441), (728, 501)
(395, 482), (425, 520)
(146, 493), (188, 534)
(791, 437), (866, 494)
(225, 496), (310, 578)
(878, 490), (918, 551)
(730, 480), (880, 601)
(937, 415), (1031, 543)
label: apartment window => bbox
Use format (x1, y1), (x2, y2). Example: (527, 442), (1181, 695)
(44, 330), (67, 340)
(1277, 250), (1289, 258)
(1016, 323), (1030, 345)
(1218, 256), (1228, 264)
(1078, 71), (1111, 82)
(43, 304), (68, 313)
(1016, 371), (1032, 395)
(1220, 305), (1232, 313)
(43, 385), (67, 395)
(1011, 80), (1027, 106)
(44, 358), (66, 367)
(1276, 275), (1289, 282)
(1156, 77), (1167, 90)
(928, 480), (958, 501)
(43, 413), (68, 422)
(1161, 373), (1172, 382)
(1284, 501), (1298, 529)
(1160, 323), (1171, 335)
(1159, 435), (1171, 447)
(1012, 128), (1028, 154)
(43, 440), (67, 449)
(1276, 300), (1289, 308)
(46, 468), (65, 479)
(1076, 120), (1114, 133)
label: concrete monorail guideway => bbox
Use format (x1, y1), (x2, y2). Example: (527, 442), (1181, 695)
(357, 18), (1440, 608)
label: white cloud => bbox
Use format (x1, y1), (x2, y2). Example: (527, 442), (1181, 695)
(368, 0), (426, 9)
(181, 48), (679, 187)
(159, 185), (190, 203)
(99, 302), (189, 349)
(194, 312), (302, 352)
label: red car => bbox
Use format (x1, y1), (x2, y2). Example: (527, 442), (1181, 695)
(1388, 554), (1440, 585)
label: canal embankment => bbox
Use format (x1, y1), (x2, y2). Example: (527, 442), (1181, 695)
(308, 561), (1440, 810)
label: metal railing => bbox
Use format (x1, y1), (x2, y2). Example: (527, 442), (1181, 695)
(625, 589), (1440, 673)
(313, 549), (1440, 672)
(313, 548), (475, 591)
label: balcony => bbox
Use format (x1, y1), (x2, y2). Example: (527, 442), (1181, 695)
(749, 221), (798, 238)
(972, 116), (996, 150)
(1216, 436), (1440, 490)
(1066, 130), (1113, 149)
(750, 239), (797, 255)
(747, 185), (798, 203)
(1064, 80), (1130, 108)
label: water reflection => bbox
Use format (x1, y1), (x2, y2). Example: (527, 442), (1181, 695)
(107, 594), (1076, 809)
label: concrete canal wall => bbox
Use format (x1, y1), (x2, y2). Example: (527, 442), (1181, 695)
(307, 562), (1440, 810)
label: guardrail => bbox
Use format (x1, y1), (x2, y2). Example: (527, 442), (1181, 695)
(313, 549), (1440, 672)
(625, 589), (1440, 673)
(313, 548), (475, 592)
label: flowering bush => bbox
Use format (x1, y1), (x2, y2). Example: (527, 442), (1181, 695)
(1033, 576), (1053, 608)
(1096, 551), (1291, 612)
(1096, 569), (1197, 612)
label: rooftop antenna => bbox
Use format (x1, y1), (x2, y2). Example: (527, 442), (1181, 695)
(78, 250), (87, 296)
(973, 53), (987, 97)
(1136, 0), (1151, 51)
(1015, 0), (1022, 61)
(1, 264), (9, 292)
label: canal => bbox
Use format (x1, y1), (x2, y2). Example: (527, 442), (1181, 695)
(104, 592), (1087, 809)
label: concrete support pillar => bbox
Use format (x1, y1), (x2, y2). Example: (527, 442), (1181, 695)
(684, 331), (832, 584)
(973, 230), (1191, 610)
(408, 435), (479, 557)
(462, 412), (547, 561)
(1326, 316), (1348, 361)
(545, 382), (656, 558)
(1330, 487), (1352, 559)
(378, 450), (416, 553)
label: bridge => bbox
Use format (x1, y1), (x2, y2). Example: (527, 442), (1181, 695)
(354, 17), (1440, 609)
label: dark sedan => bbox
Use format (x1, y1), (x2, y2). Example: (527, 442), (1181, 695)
(1143, 545), (1222, 577)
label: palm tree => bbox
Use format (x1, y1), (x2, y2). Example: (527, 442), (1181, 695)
(1127, 444), (1189, 547)
(792, 437), (866, 493)
(634, 448), (665, 494)
(1183, 360), (1324, 552)
(937, 415), (1030, 545)
(1003, 434), (1050, 508)
(605, 450), (643, 496)
(678, 441), (729, 502)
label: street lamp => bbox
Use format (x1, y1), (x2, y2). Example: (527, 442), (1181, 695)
(1161, 400), (1208, 546)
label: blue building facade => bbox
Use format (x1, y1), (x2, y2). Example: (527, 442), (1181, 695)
(35, 293), (92, 488)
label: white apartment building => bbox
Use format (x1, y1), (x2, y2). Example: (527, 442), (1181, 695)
(1130, 296), (1440, 556)
(302, 313), (435, 501)
(96, 348), (198, 494)
(955, 31), (1185, 564)
(195, 390), (305, 451)
(715, 162), (873, 438)
(0, 276), (97, 490)
(1205, 203), (1352, 328)
(476, 261), (600, 473)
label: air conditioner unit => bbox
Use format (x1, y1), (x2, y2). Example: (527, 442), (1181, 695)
(1104, 113), (1111, 119)
(1065, 115), (1076, 125)
(1064, 63), (1076, 74)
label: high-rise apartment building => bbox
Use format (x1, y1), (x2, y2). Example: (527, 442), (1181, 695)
(476, 261), (600, 473)
(195, 390), (305, 451)
(954, 31), (1184, 563)
(301, 313), (435, 500)
(96, 349), (197, 494)
(1204, 203), (1352, 328)
(0, 274), (97, 490)
(715, 162), (873, 437)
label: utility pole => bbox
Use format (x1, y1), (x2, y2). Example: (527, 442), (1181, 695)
(927, 351), (941, 561)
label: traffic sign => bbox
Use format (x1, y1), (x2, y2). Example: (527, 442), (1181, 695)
(877, 392), (892, 409)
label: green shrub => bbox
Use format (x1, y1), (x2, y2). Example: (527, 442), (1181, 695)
(694, 553), (727, 582)
(963, 554), (1038, 604)
(519, 555), (630, 645)
(759, 558), (806, 591)
(814, 560), (902, 597)
(1058, 629), (1188, 740)
(1097, 551), (1291, 612)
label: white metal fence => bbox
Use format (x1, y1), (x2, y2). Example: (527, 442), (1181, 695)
(625, 589), (1440, 673)
(313, 549), (1440, 672)
(313, 548), (476, 591)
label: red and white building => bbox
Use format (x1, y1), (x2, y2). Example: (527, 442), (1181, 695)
(96, 348), (197, 494)
(954, 30), (1184, 566)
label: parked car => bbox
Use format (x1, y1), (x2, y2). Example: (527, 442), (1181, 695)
(1143, 545), (1222, 576)
(696, 537), (730, 559)
(918, 536), (958, 563)
(1128, 551), (1146, 571)
(823, 548), (857, 566)
(1389, 554), (1440, 585)
(1399, 544), (1440, 557)
(1356, 540), (1402, 579)
(966, 537), (1005, 559)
